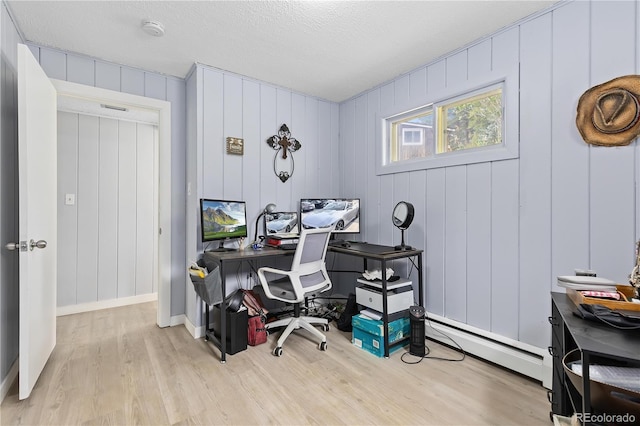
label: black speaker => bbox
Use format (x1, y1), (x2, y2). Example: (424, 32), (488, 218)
(409, 305), (425, 356)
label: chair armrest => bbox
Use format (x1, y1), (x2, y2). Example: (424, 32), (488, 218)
(257, 266), (296, 303)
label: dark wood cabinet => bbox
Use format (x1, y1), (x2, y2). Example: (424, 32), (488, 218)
(549, 293), (640, 424)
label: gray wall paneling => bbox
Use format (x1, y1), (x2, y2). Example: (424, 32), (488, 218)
(97, 118), (118, 301)
(56, 113), (79, 307)
(519, 12), (553, 353)
(550, 2), (590, 288)
(76, 115), (100, 304)
(28, 43), (187, 317)
(589, 1), (636, 280)
(56, 112), (157, 306)
(337, 0), (640, 351)
(186, 64), (340, 327)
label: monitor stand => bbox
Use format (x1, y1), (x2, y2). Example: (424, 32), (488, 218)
(207, 241), (237, 252)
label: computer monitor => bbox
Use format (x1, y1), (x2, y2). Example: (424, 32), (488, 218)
(299, 198), (360, 235)
(265, 211), (299, 235)
(200, 199), (248, 251)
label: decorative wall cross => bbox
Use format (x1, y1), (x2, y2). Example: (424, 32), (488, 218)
(266, 124), (301, 182)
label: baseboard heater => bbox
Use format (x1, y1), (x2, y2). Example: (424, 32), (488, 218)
(424, 312), (552, 389)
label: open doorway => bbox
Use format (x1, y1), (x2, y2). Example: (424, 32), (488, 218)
(51, 80), (171, 327)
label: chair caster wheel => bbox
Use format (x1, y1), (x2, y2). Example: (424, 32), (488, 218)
(273, 347), (283, 357)
(319, 341), (328, 351)
(322, 324), (330, 332)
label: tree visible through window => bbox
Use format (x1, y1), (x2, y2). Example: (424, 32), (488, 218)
(386, 83), (503, 166)
(439, 88), (502, 153)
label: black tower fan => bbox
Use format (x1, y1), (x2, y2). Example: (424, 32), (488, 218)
(409, 305), (425, 356)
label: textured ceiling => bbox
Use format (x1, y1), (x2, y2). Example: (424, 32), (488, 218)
(7, 0), (559, 102)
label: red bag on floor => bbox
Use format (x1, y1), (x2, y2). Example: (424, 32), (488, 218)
(242, 290), (268, 346)
(247, 315), (267, 346)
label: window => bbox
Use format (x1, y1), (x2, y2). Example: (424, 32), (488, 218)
(379, 81), (512, 175)
(438, 88), (502, 153)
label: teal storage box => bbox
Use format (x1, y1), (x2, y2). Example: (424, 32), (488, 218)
(351, 314), (410, 357)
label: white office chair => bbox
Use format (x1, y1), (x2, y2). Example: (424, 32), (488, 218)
(257, 226), (334, 356)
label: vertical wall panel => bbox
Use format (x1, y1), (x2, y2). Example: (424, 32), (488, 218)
(242, 79), (261, 239)
(120, 67), (145, 96)
(303, 97), (319, 200)
(144, 72), (166, 100)
(135, 124), (155, 295)
(467, 40), (492, 77)
(466, 163), (492, 330)
(409, 67), (427, 105)
(551, 1), (591, 285)
(408, 170), (427, 305)
(76, 115), (100, 304)
(97, 118), (119, 301)
(259, 85), (277, 219)
(519, 12), (553, 348)
(57, 112), (79, 306)
(365, 90), (380, 244)
(444, 166), (467, 322)
(446, 51), (467, 85)
(95, 61), (121, 91)
(118, 121), (137, 298)
(490, 160), (519, 339)
(274, 89), (292, 208)
(340, 99), (356, 199)
(66, 54), (95, 86)
(316, 101), (332, 196)
(290, 93), (306, 208)
(589, 1), (637, 281)
(202, 69), (223, 198)
(223, 75), (243, 202)
(425, 168), (445, 315)
(39, 47), (66, 80)
(394, 74), (410, 113)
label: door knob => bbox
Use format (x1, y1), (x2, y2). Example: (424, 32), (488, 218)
(5, 241), (27, 251)
(29, 239), (47, 251)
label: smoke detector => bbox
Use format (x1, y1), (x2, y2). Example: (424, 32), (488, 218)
(141, 20), (165, 37)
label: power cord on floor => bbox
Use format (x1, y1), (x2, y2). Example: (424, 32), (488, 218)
(401, 312), (466, 364)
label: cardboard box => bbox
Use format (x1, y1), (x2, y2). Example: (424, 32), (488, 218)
(351, 314), (410, 357)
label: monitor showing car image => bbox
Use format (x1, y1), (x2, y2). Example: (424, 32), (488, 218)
(299, 198), (360, 234)
(265, 211), (299, 235)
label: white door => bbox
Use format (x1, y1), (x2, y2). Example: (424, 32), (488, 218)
(15, 43), (57, 400)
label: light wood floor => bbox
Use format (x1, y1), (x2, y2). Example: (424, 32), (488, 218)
(1, 302), (550, 425)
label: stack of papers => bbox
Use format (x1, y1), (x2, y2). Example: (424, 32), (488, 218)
(557, 275), (617, 292)
(362, 268), (395, 281)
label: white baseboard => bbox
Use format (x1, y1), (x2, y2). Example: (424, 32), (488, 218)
(170, 314), (185, 327)
(425, 312), (553, 389)
(57, 293), (158, 317)
(183, 315), (204, 339)
(0, 359), (18, 403)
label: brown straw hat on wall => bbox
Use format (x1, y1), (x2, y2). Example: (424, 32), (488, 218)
(576, 75), (640, 146)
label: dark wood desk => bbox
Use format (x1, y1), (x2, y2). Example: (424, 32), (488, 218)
(203, 247), (292, 362)
(203, 243), (424, 362)
(549, 292), (640, 423)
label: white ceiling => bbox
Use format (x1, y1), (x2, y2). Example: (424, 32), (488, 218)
(7, 0), (560, 103)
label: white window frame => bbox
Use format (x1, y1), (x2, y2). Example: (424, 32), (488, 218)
(401, 127), (424, 146)
(376, 67), (519, 176)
